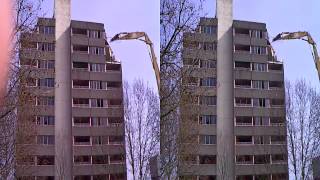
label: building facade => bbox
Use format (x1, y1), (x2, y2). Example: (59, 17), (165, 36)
(180, 18), (288, 180)
(17, 18), (126, 180)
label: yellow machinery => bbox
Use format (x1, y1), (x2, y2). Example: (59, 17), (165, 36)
(111, 32), (160, 91)
(273, 31), (320, 80)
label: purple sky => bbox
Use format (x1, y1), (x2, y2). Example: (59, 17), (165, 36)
(41, 0), (160, 90)
(203, 0), (320, 87)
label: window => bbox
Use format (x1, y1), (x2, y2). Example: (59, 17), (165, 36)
(37, 156), (54, 165)
(93, 175), (108, 180)
(20, 59), (37, 67)
(91, 99), (104, 108)
(36, 116), (54, 126)
(72, 28), (88, 36)
(199, 135), (216, 145)
(236, 175), (253, 180)
(234, 44), (250, 53)
(183, 77), (198, 86)
(253, 117), (269, 126)
(235, 79), (251, 88)
(199, 115), (216, 125)
(270, 117), (285, 126)
(90, 30), (101, 38)
(252, 63), (267, 72)
(109, 99), (122, 107)
(252, 80), (268, 89)
(109, 136), (124, 145)
(271, 99), (284, 107)
(255, 175), (271, 180)
(107, 81), (122, 89)
(235, 61), (251, 70)
(271, 154), (286, 164)
(236, 155), (253, 164)
(37, 135), (54, 145)
(200, 25), (216, 34)
(251, 30), (265, 39)
(253, 98), (269, 107)
(39, 26), (55, 35)
(38, 43), (55, 51)
(73, 62), (88, 70)
(199, 96), (216, 106)
(268, 63), (283, 71)
(236, 136), (252, 144)
(73, 117), (90, 126)
(74, 156), (91, 165)
(74, 176), (91, 180)
(251, 46), (267, 55)
(26, 78), (37, 87)
(73, 80), (89, 89)
(90, 47), (104, 55)
(90, 63), (105, 72)
(110, 155), (125, 164)
(38, 60), (54, 69)
(91, 117), (108, 126)
(21, 41), (37, 50)
(234, 28), (250, 36)
(199, 42), (216, 51)
(200, 77), (216, 87)
(254, 136), (270, 145)
(235, 97), (252, 106)
(235, 116), (252, 126)
(36, 176), (54, 180)
(92, 136), (108, 145)
(254, 155), (270, 164)
(271, 136), (286, 144)
(37, 96), (54, 106)
(90, 81), (104, 90)
(269, 81), (283, 89)
(73, 98), (89, 107)
(92, 155), (108, 164)
(74, 136), (90, 145)
(200, 59), (216, 68)
(106, 63), (121, 71)
(38, 78), (54, 88)
(73, 45), (88, 53)
(199, 155), (216, 164)
(183, 58), (200, 66)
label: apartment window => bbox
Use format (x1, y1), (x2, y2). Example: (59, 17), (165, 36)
(37, 156), (54, 165)
(271, 154), (286, 164)
(107, 81), (122, 89)
(268, 63), (283, 71)
(200, 59), (216, 68)
(199, 42), (216, 51)
(92, 155), (108, 164)
(235, 61), (251, 70)
(72, 28), (88, 36)
(110, 155), (125, 164)
(269, 81), (283, 89)
(74, 156), (91, 165)
(91, 117), (108, 126)
(200, 77), (216, 87)
(74, 136), (90, 145)
(236, 175), (253, 180)
(252, 63), (267, 72)
(37, 135), (54, 145)
(90, 81), (103, 90)
(73, 62), (88, 70)
(199, 155), (216, 164)
(39, 26), (55, 35)
(38, 43), (55, 52)
(106, 63), (121, 71)
(36, 116), (54, 126)
(109, 136), (124, 145)
(38, 60), (54, 69)
(90, 46), (105, 55)
(254, 155), (270, 164)
(73, 117), (90, 126)
(73, 45), (88, 53)
(199, 135), (216, 145)
(199, 96), (216, 106)
(235, 97), (252, 106)
(255, 175), (271, 180)
(253, 98), (269, 107)
(236, 136), (252, 144)
(251, 46), (267, 55)
(37, 96), (54, 106)
(234, 28), (250, 36)
(38, 78), (54, 88)
(235, 116), (252, 126)
(74, 176), (91, 180)
(108, 117), (123, 126)
(93, 175), (108, 180)
(235, 79), (251, 88)
(254, 136), (270, 145)
(73, 98), (89, 107)
(253, 117), (269, 126)
(200, 25), (216, 34)
(251, 29), (265, 39)
(252, 80), (268, 89)
(91, 99), (104, 108)
(199, 115), (216, 125)
(271, 136), (286, 144)
(90, 30), (101, 38)
(183, 58), (200, 66)
(92, 136), (108, 145)
(90, 63), (105, 72)
(73, 80), (89, 89)
(236, 155), (253, 164)
(234, 44), (250, 53)
(270, 117), (285, 126)
(271, 99), (284, 107)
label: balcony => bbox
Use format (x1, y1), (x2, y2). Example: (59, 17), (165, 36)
(234, 61), (251, 71)
(73, 80), (89, 89)
(235, 79), (251, 89)
(235, 97), (252, 107)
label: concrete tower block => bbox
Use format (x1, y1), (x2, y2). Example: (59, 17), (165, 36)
(54, 0), (73, 179)
(216, 0), (235, 179)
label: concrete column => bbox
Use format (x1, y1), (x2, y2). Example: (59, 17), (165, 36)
(54, 0), (72, 179)
(216, 0), (235, 179)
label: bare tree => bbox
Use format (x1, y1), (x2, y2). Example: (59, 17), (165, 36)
(123, 80), (160, 180)
(286, 79), (320, 180)
(0, 0), (43, 178)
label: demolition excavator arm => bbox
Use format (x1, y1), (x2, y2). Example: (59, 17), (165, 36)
(273, 31), (320, 80)
(111, 32), (160, 91)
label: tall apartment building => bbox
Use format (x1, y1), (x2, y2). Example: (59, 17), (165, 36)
(180, 18), (288, 180)
(17, 18), (126, 180)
